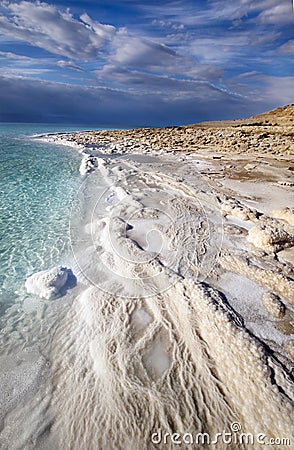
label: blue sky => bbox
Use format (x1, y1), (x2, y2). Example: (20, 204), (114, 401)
(0, 0), (293, 126)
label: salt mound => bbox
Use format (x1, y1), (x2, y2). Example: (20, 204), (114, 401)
(219, 253), (294, 303)
(271, 207), (294, 226)
(79, 155), (97, 175)
(262, 292), (286, 319)
(220, 197), (257, 221)
(284, 341), (294, 360)
(247, 224), (294, 253)
(25, 266), (70, 299)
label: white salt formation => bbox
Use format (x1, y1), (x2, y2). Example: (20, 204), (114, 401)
(2, 122), (294, 449)
(50, 240), (294, 450)
(0, 353), (48, 428)
(46, 157), (294, 450)
(262, 292), (286, 319)
(219, 253), (294, 304)
(248, 224), (294, 253)
(79, 154), (97, 175)
(272, 207), (294, 226)
(25, 266), (70, 299)
(220, 196), (258, 221)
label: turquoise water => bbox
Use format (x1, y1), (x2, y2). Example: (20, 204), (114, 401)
(0, 124), (90, 309)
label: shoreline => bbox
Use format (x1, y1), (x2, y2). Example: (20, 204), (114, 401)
(35, 108), (294, 362)
(39, 116), (294, 355)
(46, 122), (294, 448)
(2, 110), (293, 448)
(36, 103), (293, 157)
(38, 110), (294, 369)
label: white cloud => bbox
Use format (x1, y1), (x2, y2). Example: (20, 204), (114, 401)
(258, 75), (294, 105)
(80, 13), (115, 39)
(110, 32), (177, 69)
(0, 1), (179, 72)
(0, 1), (115, 59)
(187, 36), (248, 64)
(258, 3), (293, 24)
(0, 50), (34, 61)
(0, 50), (85, 74)
(279, 40), (294, 55)
(96, 64), (225, 95)
(138, 0), (293, 28)
(152, 19), (185, 31)
(229, 73), (294, 105)
(0, 66), (51, 76)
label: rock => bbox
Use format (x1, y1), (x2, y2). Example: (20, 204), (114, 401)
(43, 105), (294, 158)
(79, 155), (97, 175)
(277, 180), (294, 187)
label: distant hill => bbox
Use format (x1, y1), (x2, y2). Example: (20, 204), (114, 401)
(253, 104), (294, 119)
(191, 104), (294, 129)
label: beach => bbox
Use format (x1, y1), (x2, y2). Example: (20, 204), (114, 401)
(0, 107), (293, 449)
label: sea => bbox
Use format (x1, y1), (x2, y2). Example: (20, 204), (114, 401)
(0, 123), (107, 447)
(0, 123), (95, 310)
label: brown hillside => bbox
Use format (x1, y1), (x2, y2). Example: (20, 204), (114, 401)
(192, 104), (294, 128)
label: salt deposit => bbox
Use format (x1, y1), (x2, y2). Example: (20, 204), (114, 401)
(25, 266), (71, 299)
(248, 224), (294, 253)
(272, 207), (294, 226)
(262, 292), (286, 319)
(2, 117), (293, 449)
(0, 351), (48, 429)
(49, 231), (294, 449)
(220, 196), (258, 221)
(284, 340), (294, 360)
(47, 152), (294, 449)
(79, 154), (97, 175)
(219, 253), (294, 304)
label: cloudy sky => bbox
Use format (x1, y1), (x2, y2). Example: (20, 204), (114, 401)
(0, 0), (293, 126)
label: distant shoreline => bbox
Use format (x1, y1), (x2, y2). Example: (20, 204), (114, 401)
(37, 104), (293, 158)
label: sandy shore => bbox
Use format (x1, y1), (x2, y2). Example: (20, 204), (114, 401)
(12, 106), (293, 449)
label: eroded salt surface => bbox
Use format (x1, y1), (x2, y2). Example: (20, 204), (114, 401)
(248, 224), (294, 253)
(1, 137), (293, 449)
(47, 155), (294, 449)
(272, 207), (294, 226)
(0, 350), (49, 428)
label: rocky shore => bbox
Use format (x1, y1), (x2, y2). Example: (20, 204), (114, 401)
(47, 104), (294, 157)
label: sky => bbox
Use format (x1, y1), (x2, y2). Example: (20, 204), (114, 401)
(0, 0), (293, 126)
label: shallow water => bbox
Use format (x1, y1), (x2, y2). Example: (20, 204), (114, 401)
(0, 124), (86, 304)
(0, 124), (94, 448)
